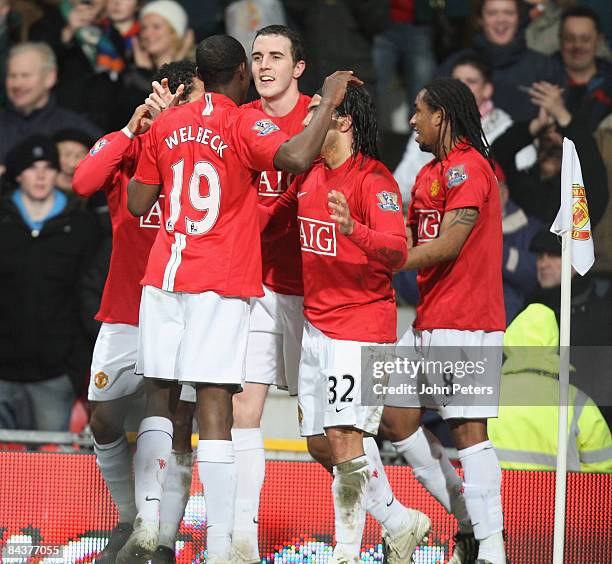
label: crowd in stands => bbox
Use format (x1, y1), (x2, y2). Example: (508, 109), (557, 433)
(0, 0), (609, 469)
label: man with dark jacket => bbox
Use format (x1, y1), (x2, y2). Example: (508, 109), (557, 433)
(0, 42), (101, 167)
(439, 0), (560, 121)
(0, 135), (100, 431)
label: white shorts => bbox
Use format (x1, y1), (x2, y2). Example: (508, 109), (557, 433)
(137, 285), (249, 387)
(88, 323), (142, 401)
(245, 286), (303, 395)
(179, 384), (196, 403)
(385, 327), (503, 420)
(298, 321), (384, 437)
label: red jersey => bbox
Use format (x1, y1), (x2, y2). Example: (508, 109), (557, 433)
(73, 130), (161, 326)
(408, 144), (505, 331)
(134, 93), (289, 296)
(243, 93), (311, 296)
(267, 156), (406, 343)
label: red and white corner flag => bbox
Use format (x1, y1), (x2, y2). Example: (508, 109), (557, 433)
(550, 138), (594, 275)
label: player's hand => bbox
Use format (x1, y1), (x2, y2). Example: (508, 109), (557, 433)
(320, 71), (364, 108)
(145, 79), (185, 117)
(127, 104), (154, 136)
(328, 190), (355, 236)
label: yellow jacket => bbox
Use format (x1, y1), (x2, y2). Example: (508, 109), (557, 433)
(488, 304), (612, 473)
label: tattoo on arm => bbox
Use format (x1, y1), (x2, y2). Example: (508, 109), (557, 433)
(447, 208), (479, 228)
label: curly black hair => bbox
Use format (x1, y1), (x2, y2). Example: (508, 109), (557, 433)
(153, 60), (197, 102)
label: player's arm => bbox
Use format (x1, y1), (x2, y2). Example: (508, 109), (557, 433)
(128, 180), (161, 216)
(259, 177), (299, 232)
(273, 71), (363, 174)
(328, 189), (407, 270)
(400, 207), (479, 270)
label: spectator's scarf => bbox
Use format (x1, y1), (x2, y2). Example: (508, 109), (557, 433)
(98, 18), (140, 74)
(60, 0), (123, 76)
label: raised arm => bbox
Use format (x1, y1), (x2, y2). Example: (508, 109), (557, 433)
(273, 71), (363, 174)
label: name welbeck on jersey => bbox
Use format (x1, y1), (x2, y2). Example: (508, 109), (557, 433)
(164, 125), (229, 158)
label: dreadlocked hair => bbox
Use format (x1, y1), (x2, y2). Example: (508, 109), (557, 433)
(333, 85), (379, 165)
(422, 77), (494, 170)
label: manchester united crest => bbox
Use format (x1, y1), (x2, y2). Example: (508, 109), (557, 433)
(571, 184), (591, 241)
(94, 371), (109, 389)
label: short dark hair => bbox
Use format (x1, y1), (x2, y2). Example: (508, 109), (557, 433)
(560, 6), (601, 34)
(154, 60), (197, 102)
(450, 55), (492, 84)
(254, 25), (306, 65)
(195, 35), (246, 88)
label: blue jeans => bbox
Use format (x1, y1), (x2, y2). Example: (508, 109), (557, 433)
(0, 375), (75, 431)
(373, 22), (436, 129)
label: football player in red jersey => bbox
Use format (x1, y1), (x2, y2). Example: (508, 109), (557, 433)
(122, 34), (361, 563)
(231, 25), (310, 563)
(73, 61), (202, 564)
(382, 77), (507, 564)
(261, 86), (431, 564)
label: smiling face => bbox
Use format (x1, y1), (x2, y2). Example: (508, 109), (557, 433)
(17, 161), (58, 201)
(451, 63), (493, 108)
(409, 90), (442, 153)
(251, 33), (304, 101)
(140, 13), (178, 57)
(560, 16), (600, 75)
(480, 0), (520, 46)
(6, 49), (56, 114)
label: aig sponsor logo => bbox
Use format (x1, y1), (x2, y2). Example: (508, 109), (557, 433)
(140, 194), (165, 229)
(416, 209), (441, 242)
(298, 216), (336, 256)
(258, 170), (295, 196)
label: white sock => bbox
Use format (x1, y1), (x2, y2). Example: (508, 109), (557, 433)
(134, 416), (173, 523)
(231, 428), (265, 559)
(458, 441), (505, 563)
(332, 455), (370, 558)
(363, 437), (414, 538)
(197, 440), (236, 558)
(394, 427), (471, 532)
(158, 451), (193, 549)
(94, 435), (137, 524)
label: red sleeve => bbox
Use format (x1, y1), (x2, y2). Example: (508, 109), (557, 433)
(73, 131), (135, 197)
(259, 175), (300, 232)
(348, 171), (407, 269)
(444, 160), (490, 212)
(133, 127), (161, 185)
(233, 109), (289, 172)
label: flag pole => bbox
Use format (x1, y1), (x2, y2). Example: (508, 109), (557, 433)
(552, 201), (573, 564)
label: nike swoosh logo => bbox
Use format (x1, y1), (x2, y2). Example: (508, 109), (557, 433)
(335, 405), (349, 413)
(145, 496), (160, 502)
(252, 517), (259, 524)
(297, 191), (308, 198)
(386, 496), (394, 507)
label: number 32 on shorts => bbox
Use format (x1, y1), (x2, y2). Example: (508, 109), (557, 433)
(328, 373), (355, 405)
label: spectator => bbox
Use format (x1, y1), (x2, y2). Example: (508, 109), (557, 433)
(527, 229), (612, 426)
(491, 94), (608, 228)
(282, 0), (388, 96)
(497, 165), (541, 323)
(372, 1), (436, 131)
(439, 0), (559, 121)
(593, 114), (612, 276)
(395, 55), (524, 203)
(0, 135), (100, 431)
(0, 0), (21, 108)
(28, 0), (119, 130)
(488, 303), (612, 473)
(98, 0), (141, 71)
(0, 42), (101, 168)
(54, 129), (93, 195)
(114, 0), (193, 130)
(552, 6), (612, 132)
